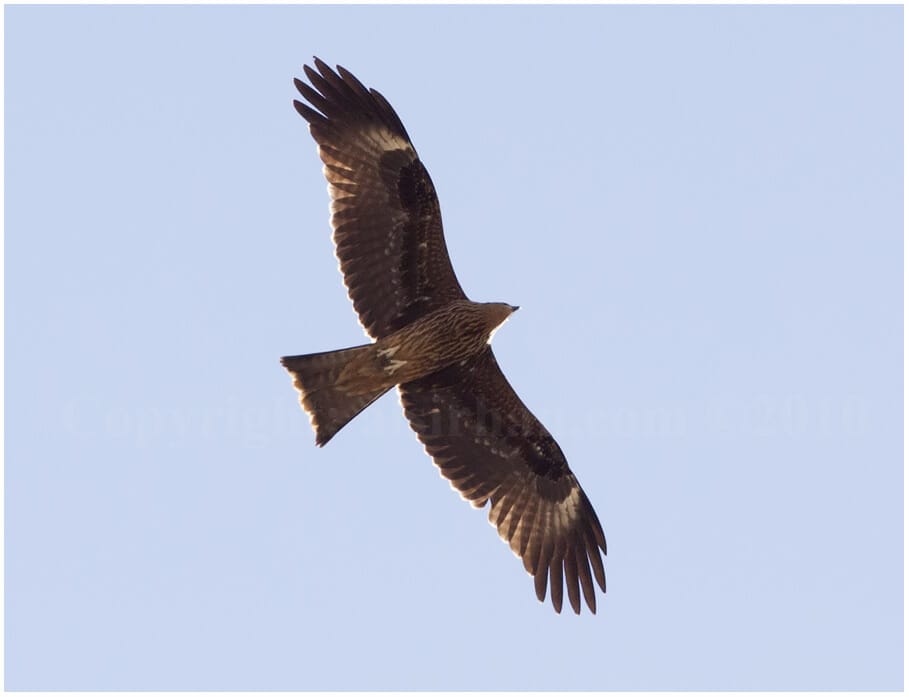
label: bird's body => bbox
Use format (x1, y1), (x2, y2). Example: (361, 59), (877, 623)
(373, 300), (519, 385)
(283, 300), (517, 444)
(281, 59), (608, 614)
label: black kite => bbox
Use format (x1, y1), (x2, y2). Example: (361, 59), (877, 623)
(281, 58), (607, 614)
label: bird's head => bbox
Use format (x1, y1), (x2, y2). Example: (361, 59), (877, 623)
(485, 302), (519, 343)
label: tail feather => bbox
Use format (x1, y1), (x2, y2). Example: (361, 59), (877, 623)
(280, 345), (392, 446)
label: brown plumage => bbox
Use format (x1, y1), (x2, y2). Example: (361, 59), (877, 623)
(281, 58), (607, 614)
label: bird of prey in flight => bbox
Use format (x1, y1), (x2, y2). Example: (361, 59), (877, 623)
(281, 58), (607, 614)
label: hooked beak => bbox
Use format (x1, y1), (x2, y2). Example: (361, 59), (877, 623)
(510, 305), (520, 313)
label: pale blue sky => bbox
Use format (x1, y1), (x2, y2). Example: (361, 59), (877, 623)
(5, 4), (902, 690)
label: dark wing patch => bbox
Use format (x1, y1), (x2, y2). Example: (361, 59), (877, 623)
(398, 348), (607, 614)
(294, 58), (467, 339)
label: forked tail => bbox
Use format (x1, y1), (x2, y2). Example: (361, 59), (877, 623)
(280, 344), (393, 446)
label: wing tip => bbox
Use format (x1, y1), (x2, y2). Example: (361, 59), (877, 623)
(294, 58), (413, 143)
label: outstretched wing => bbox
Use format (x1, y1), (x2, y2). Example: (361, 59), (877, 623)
(398, 348), (607, 614)
(293, 58), (467, 339)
